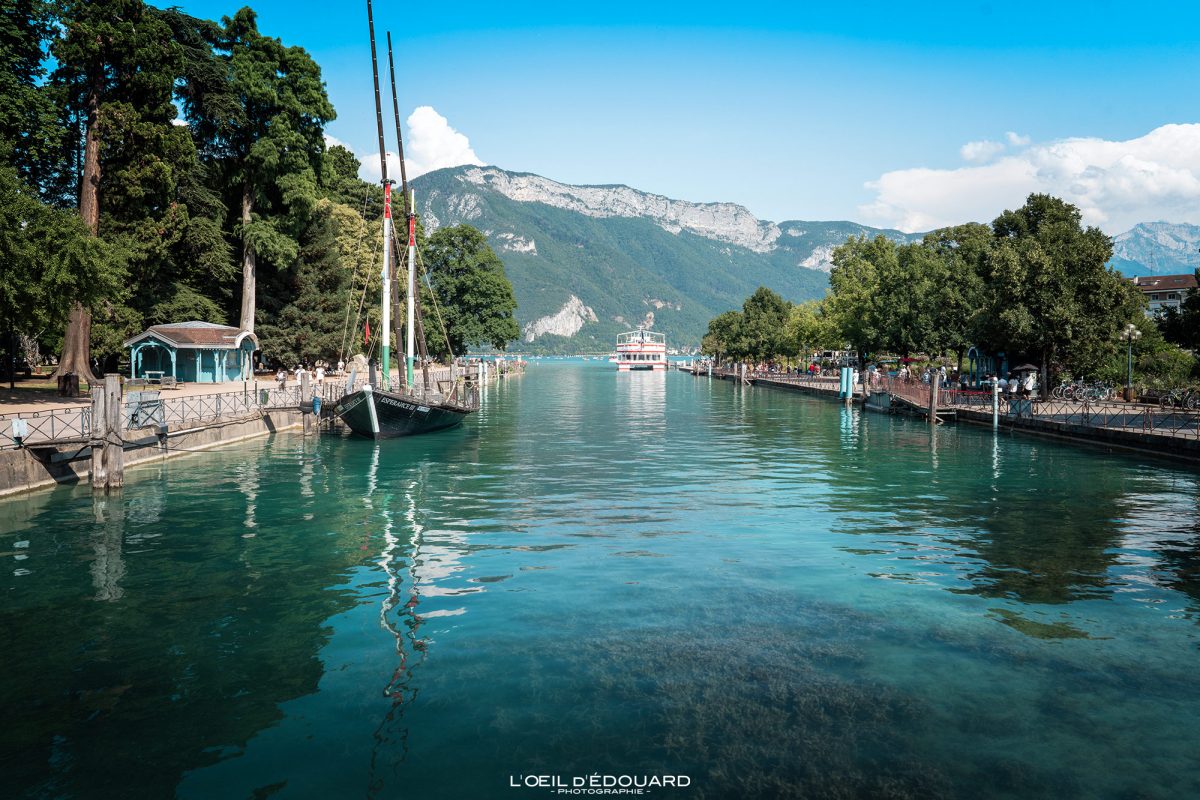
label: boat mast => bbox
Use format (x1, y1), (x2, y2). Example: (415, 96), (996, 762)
(385, 32), (416, 389)
(386, 33), (410, 216)
(367, 0), (392, 390)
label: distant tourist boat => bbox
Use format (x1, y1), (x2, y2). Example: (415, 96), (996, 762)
(615, 329), (667, 371)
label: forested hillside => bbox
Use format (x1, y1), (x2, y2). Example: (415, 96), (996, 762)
(414, 166), (922, 351)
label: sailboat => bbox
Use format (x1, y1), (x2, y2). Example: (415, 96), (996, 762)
(333, 4), (479, 438)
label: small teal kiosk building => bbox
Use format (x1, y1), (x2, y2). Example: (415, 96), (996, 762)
(123, 322), (259, 384)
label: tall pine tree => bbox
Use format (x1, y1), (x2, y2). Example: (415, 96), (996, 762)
(197, 7), (334, 334)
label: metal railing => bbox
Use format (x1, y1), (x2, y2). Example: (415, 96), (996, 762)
(751, 371), (843, 392)
(1008, 397), (1200, 439)
(156, 390), (263, 428)
(884, 376), (936, 408)
(1, 380), (332, 450)
(0, 406), (91, 449)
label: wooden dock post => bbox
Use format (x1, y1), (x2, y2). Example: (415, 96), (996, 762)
(301, 371), (313, 436)
(929, 374), (941, 425)
(90, 375), (124, 491)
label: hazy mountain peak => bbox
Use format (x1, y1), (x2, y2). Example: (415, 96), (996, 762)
(1111, 221), (1200, 276)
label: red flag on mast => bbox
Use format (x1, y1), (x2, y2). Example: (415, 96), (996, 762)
(364, 319), (371, 343)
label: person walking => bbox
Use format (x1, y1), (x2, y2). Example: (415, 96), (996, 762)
(276, 368), (286, 389)
(315, 365), (325, 386)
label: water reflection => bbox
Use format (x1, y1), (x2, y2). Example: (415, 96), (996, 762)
(235, 457), (258, 531)
(838, 405), (858, 451)
(89, 494), (125, 602)
(818, 418), (1149, 605)
(7, 367), (1200, 799)
(617, 370), (667, 438)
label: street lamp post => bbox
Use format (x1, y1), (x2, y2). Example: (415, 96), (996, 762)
(1122, 323), (1142, 402)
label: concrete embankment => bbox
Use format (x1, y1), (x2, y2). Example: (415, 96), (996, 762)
(0, 409), (302, 498)
(952, 407), (1200, 463)
(699, 365), (1200, 465)
(880, 380), (1200, 463)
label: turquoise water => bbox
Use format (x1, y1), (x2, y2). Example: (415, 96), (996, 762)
(4, 362), (1200, 799)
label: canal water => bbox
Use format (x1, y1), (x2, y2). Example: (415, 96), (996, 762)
(4, 362), (1200, 799)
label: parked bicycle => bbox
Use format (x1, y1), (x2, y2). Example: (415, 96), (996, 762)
(1051, 380), (1113, 401)
(1158, 387), (1200, 410)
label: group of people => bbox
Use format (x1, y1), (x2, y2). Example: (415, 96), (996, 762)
(275, 359), (344, 390)
(981, 371), (1037, 398)
(886, 363), (1038, 396)
(885, 363), (953, 385)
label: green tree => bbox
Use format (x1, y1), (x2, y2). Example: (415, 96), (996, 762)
(1103, 315), (1195, 389)
(1157, 270), (1200, 351)
(783, 300), (838, 361)
(321, 144), (382, 215)
(0, 164), (122, 363)
(0, 0), (60, 189)
(257, 198), (354, 366)
(47, 0), (192, 379)
(978, 194), (1141, 392)
(921, 223), (989, 371)
(740, 286), (791, 362)
(200, 7), (334, 333)
(826, 235), (890, 361)
(701, 310), (743, 363)
(421, 225), (520, 358)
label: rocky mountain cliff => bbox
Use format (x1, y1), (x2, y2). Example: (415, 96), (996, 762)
(412, 165), (918, 350)
(1111, 222), (1200, 277)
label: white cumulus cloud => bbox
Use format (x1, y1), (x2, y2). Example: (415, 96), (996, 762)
(1006, 131), (1031, 147)
(859, 123), (1200, 234)
(960, 139), (1006, 164)
(358, 106), (484, 185)
(406, 106), (484, 177)
(323, 132), (350, 150)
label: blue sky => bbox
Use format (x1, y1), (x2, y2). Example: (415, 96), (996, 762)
(153, 0), (1200, 232)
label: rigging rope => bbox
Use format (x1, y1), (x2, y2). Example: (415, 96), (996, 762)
(339, 183), (381, 363)
(414, 246), (456, 361)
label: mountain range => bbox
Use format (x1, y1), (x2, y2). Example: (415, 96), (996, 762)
(412, 166), (920, 351)
(410, 165), (1197, 351)
(1110, 222), (1200, 277)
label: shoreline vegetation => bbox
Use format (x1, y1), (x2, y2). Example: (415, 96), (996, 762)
(1, 1), (519, 392)
(701, 194), (1199, 398)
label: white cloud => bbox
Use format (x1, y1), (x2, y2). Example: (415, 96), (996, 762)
(960, 139), (1006, 163)
(323, 133), (350, 150)
(406, 106), (484, 177)
(357, 106), (484, 186)
(860, 123), (1200, 234)
(1006, 131), (1031, 147)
